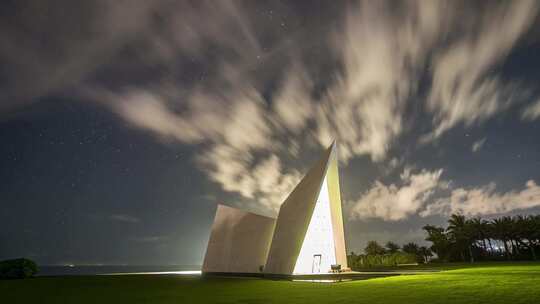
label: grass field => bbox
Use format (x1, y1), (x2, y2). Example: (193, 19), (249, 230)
(1, 262), (540, 303)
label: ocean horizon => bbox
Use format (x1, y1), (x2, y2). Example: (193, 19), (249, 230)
(37, 265), (202, 276)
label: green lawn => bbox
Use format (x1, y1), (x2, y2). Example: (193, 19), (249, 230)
(2, 262), (540, 303)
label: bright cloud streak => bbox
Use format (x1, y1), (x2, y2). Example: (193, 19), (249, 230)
(351, 168), (540, 221)
(421, 180), (540, 217)
(472, 138), (486, 153)
(350, 169), (447, 221)
(3, 1), (539, 215)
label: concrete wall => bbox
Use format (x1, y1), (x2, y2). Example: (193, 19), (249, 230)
(263, 145), (333, 275)
(202, 142), (349, 276)
(326, 146), (348, 269)
(202, 204), (276, 274)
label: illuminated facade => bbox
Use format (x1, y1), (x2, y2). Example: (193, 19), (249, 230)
(202, 142), (347, 276)
(292, 176), (336, 274)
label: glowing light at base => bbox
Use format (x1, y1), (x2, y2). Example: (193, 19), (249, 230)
(293, 176), (336, 274)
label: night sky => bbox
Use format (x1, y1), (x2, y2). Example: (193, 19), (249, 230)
(1, 1), (540, 266)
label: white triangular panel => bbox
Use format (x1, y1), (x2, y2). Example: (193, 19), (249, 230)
(292, 175), (337, 274)
(257, 142), (347, 275)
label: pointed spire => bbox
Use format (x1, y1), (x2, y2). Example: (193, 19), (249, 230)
(330, 138), (337, 148)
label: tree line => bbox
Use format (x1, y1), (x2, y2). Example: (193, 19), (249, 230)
(348, 241), (432, 268)
(423, 214), (539, 262)
(348, 213), (539, 268)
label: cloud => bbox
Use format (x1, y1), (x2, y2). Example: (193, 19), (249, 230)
(106, 90), (210, 143)
(315, 1), (444, 162)
(197, 145), (302, 212)
(96, 83), (303, 213)
(350, 168), (447, 221)
(272, 65), (314, 133)
(472, 138), (486, 153)
(83, 1), (540, 213)
(109, 214), (140, 224)
(522, 99), (540, 120)
(423, 0), (539, 141)
(420, 180), (540, 217)
(351, 167), (540, 221)
(3, 1), (539, 215)
(129, 236), (168, 243)
(380, 157), (404, 176)
(95, 1), (445, 211)
(80, 2), (316, 213)
(0, 0), (159, 111)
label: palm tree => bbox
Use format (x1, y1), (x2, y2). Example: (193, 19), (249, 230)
(533, 215), (540, 260)
(492, 218), (511, 259)
(385, 241), (400, 254)
(464, 219), (477, 262)
(518, 215), (539, 260)
(423, 213), (539, 262)
(423, 225), (451, 262)
(509, 216), (523, 256)
(503, 216), (520, 256)
(364, 241), (386, 255)
(469, 217), (488, 257)
(418, 246), (433, 263)
(402, 242), (420, 255)
(447, 214), (474, 262)
(482, 219), (495, 254)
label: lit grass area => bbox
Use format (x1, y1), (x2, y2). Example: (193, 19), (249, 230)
(1, 262), (540, 303)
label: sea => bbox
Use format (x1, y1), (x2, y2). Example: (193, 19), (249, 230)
(37, 265), (201, 276)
